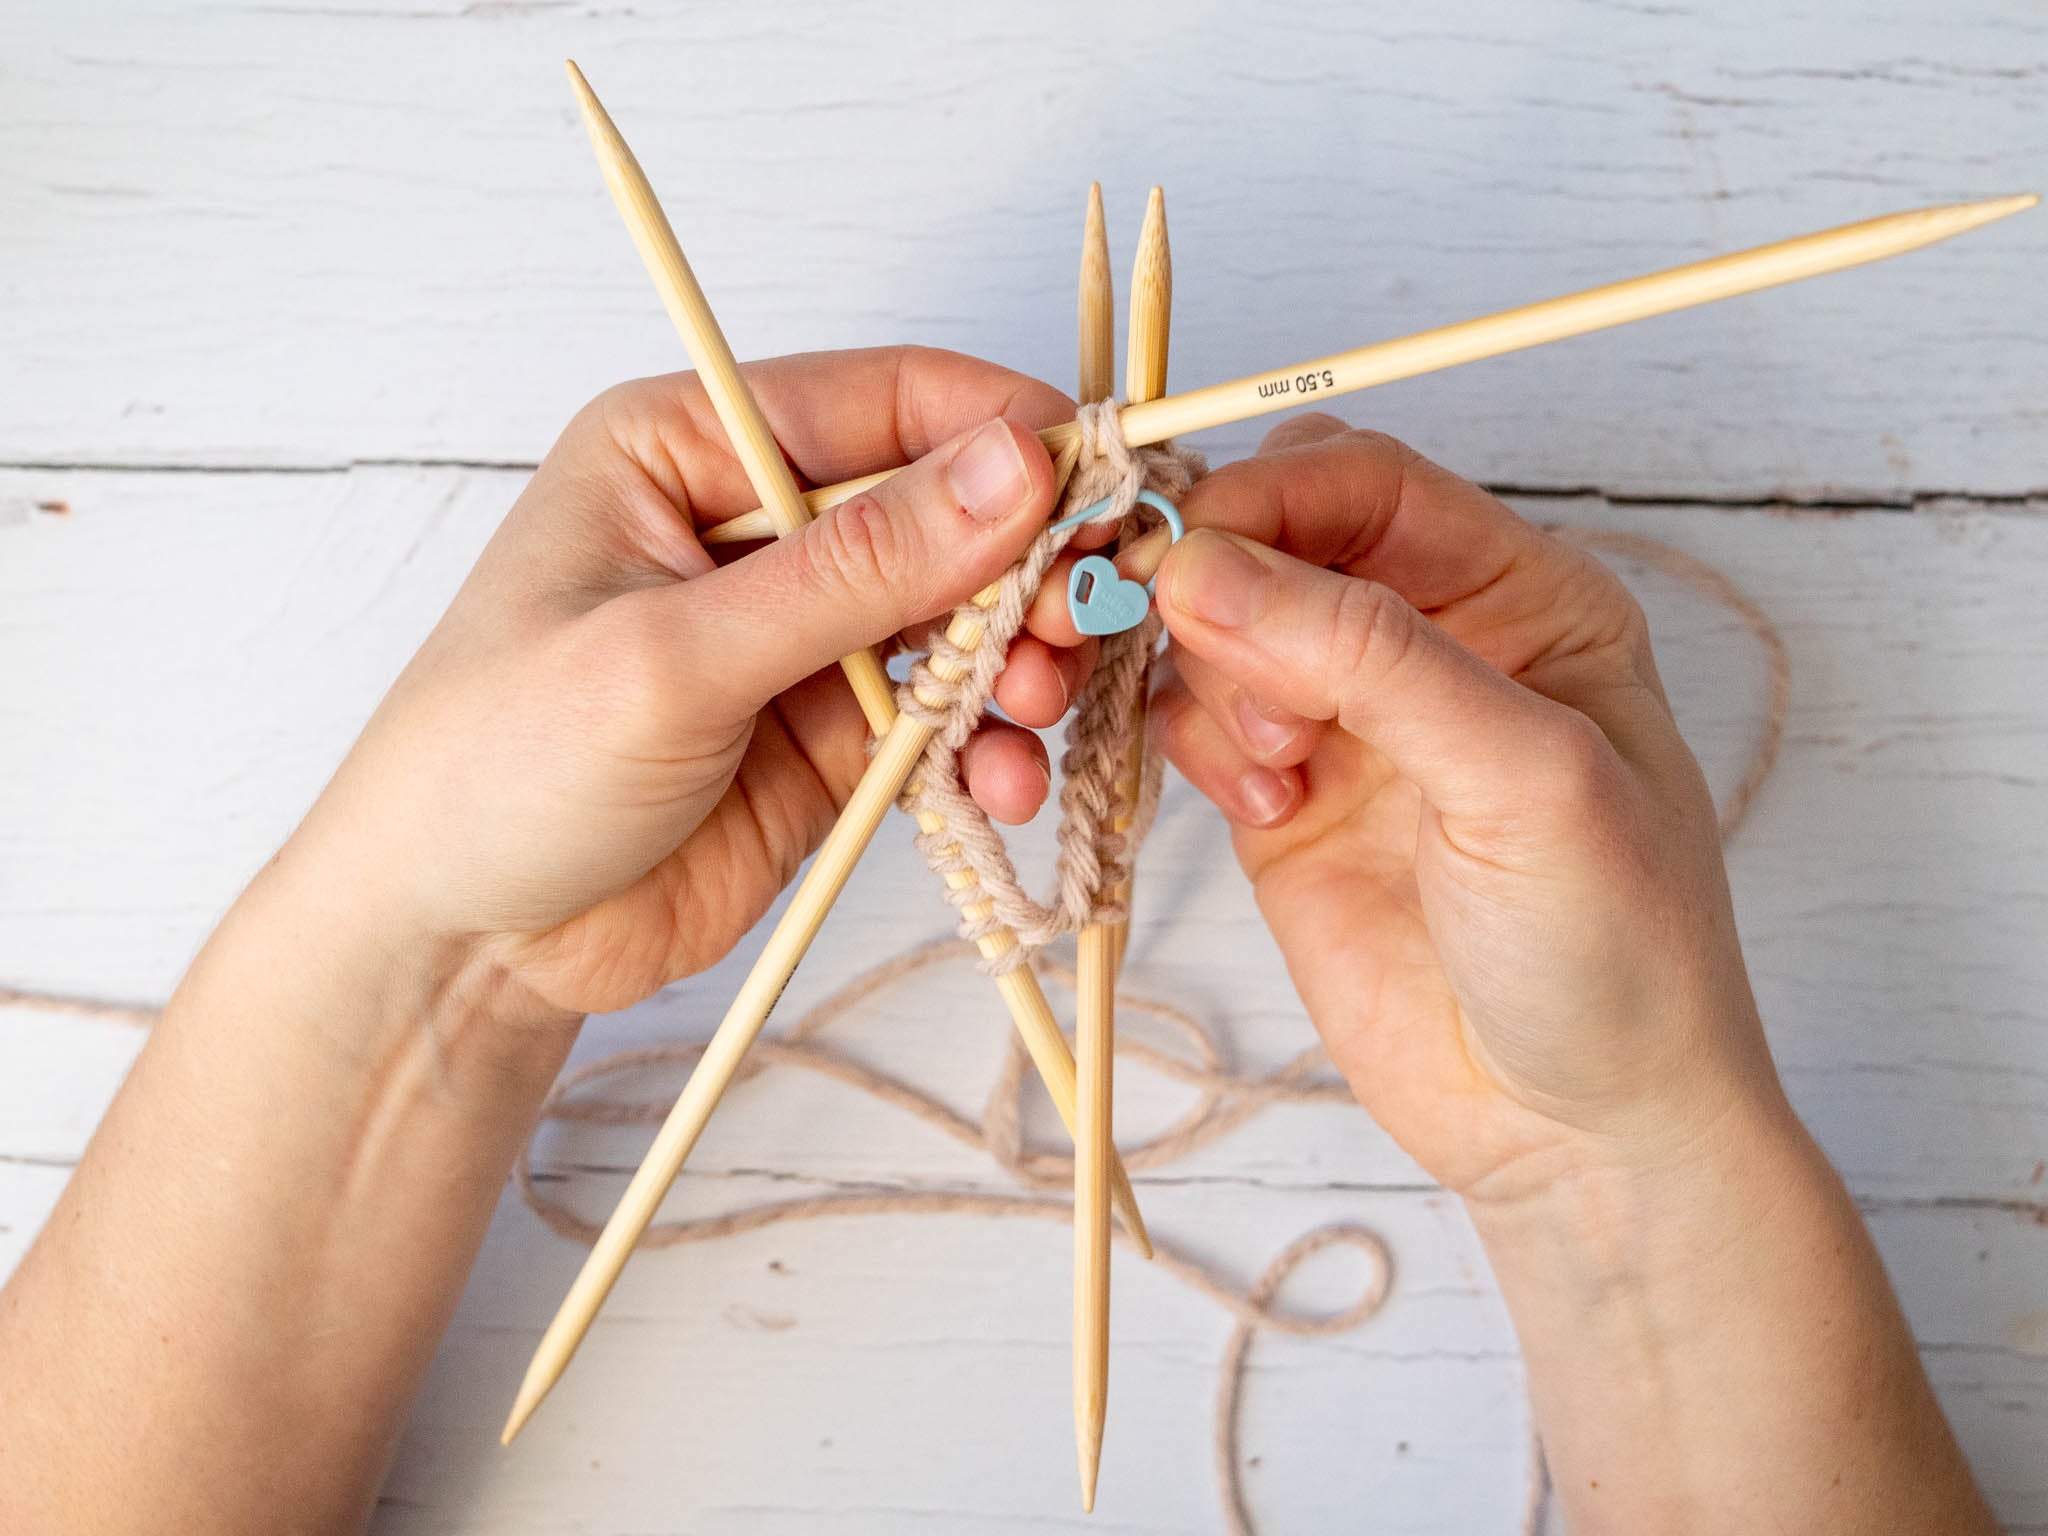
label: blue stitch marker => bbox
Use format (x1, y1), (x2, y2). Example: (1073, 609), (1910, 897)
(1045, 490), (1185, 638)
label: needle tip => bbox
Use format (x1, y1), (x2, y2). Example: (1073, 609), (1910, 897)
(1117, 1190), (1153, 1260)
(1925, 192), (2040, 244)
(500, 1377), (546, 1446)
(1079, 1436), (1101, 1512)
(1137, 188), (1169, 261)
(563, 59), (604, 127)
(1963, 191), (2038, 220)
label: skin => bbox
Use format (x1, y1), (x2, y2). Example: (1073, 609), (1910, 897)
(1139, 414), (1994, 1533)
(0, 362), (1993, 1535)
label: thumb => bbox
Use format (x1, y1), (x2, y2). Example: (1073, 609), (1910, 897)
(1157, 529), (1619, 832)
(649, 417), (1056, 720)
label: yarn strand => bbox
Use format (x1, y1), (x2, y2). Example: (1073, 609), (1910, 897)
(898, 400), (1204, 969)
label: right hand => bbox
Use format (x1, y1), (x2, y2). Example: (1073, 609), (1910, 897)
(1144, 415), (1789, 1204)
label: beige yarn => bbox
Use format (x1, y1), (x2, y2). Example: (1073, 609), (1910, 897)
(8, 525), (1791, 1536)
(898, 400), (1203, 970)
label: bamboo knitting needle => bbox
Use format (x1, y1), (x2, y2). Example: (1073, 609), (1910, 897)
(1105, 186), (1170, 985)
(562, 62), (896, 727)
(1071, 180), (1120, 1515)
(1073, 181), (1174, 1513)
(699, 193), (2038, 546)
(505, 69), (1151, 1449)
(1078, 184), (1116, 408)
(563, 63), (1142, 1240)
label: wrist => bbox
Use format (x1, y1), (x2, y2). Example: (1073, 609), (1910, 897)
(196, 819), (582, 1087)
(1465, 1081), (1825, 1300)
(1459, 1072), (1990, 1535)
(18, 824), (586, 1531)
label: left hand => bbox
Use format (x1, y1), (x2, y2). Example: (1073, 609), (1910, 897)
(291, 347), (1082, 1021)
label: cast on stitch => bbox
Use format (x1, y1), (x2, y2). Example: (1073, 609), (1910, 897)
(895, 399), (1206, 973)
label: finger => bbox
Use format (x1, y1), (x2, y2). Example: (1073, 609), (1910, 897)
(1180, 428), (1612, 655)
(1256, 410), (1350, 454)
(1020, 539), (1167, 649)
(1158, 530), (1624, 832)
(960, 722), (1053, 825)
(1166, 642), (1323, 768)
(491, 349), (1076, 604)
(600, 345), (1076, 524)
(1149, 670), (1304, 829)
(992, 633), (1096, 729)
(1022, 550), (1088, 647)
(630, 417), (1057, 724)
(895, 616), (1097, 725)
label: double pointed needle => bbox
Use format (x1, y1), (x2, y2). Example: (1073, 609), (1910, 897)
(1071, 182), (1116, 1514)
(702, 192), (2038, 547)
(1072, 182), (1172, 1514)
(516, 63), (2035, 1455)
(505, 64), (1151, 1448)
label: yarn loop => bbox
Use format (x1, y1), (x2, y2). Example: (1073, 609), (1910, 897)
(896, 400), (1206, 971)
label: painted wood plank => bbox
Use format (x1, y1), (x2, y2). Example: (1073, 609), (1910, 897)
(3, 469), (2044, 1526)
(370, 1187), (2042, 1534)
(5, 469), (2045, 1196)
(4, 1), (2044, 497)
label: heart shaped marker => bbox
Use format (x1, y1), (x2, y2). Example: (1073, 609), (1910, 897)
(1067, 556), (1153, 637)
(1044, 489), (1188, 639)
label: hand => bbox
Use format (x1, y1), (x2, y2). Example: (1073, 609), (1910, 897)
(1130, 415), (1996, 1536)
(1140, 415), (1782, 1201)
(294, 347), (1090, 1021)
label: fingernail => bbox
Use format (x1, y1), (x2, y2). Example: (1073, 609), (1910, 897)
(948, 421), (1032, 522)
(1165, 530), (1266, 628)
(1238, 767), (1297, 827)
(1234, 693), (1305, 758)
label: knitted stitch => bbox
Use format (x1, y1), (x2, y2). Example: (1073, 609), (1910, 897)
(897, 401), (1205, 971)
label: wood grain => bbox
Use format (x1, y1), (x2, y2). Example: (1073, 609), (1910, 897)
(3, 471), (2043, 1528)
(5, 3), (2045, 499)
(5, 7), (2047, 1522)
(1070, 180), (1119, 1514)
(698, 195), (2035, 546)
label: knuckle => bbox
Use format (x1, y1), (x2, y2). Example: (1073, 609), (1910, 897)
(583, 376), (659, 439)
(570, 377), (678, 475)
(1258, 411), (1347, 453)
(1556, 545), (1649, 644)
(1328, 577), (1414, 690)
(1148, 691), (1201, 767)
(1615, 594), (1658, 677)
(1342, 425), (1422, 463)
(1323, 425), (1429, 485)
(604, 600), (677, 713)
(1611, 582), (1651, 647)
(800, 491), (907, 603)
(555, 598), (673, 736)
(1534, 711), (1620, 815)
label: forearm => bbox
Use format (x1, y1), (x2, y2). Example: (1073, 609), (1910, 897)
(1470, 1084), (1993, 1535)
(0, 829), (578, 1535)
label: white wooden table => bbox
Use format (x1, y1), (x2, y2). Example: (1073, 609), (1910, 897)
(4, 5), (2043, 1531)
